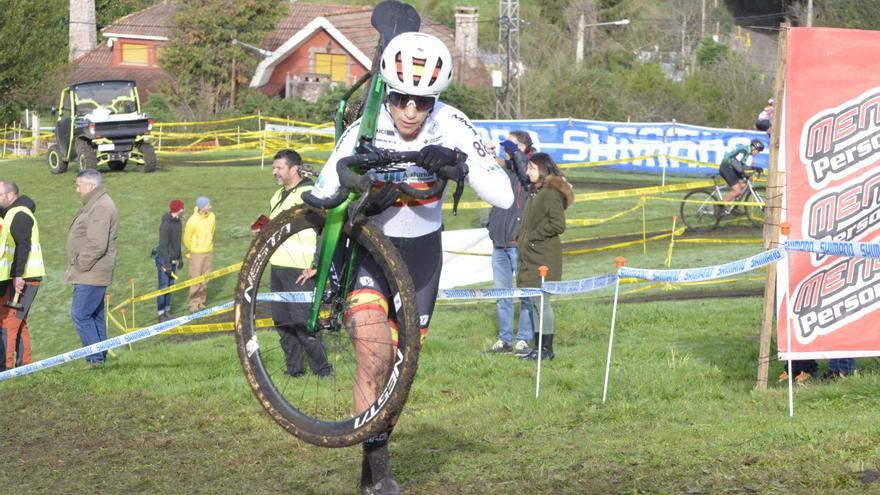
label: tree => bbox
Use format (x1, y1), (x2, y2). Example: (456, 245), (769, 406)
(0, 0), (68, 121)
(161, 0), (284, 116)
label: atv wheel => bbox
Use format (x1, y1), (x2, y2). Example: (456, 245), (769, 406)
(47, 144), (68, 174)
(138, 142), (157, 173)
(108, 161), (127, 171)
(75, 139), (98, 171)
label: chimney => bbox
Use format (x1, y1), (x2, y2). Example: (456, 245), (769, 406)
(69, 0), (97, 61)
(454, 7), (479, 66)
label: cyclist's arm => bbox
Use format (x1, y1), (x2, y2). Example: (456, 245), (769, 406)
(443, 110), (513, 209)
(311, 118), (362, 199)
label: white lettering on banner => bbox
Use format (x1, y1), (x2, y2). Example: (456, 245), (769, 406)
(473, 120), (767, 172)
(790, 255), (880, 344)
(799, 87), (880, 188)
(804, 169), (880, 263)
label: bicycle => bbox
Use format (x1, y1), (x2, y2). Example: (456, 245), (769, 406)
(233, 0), (468, 449)
(679, 169), (766, 232)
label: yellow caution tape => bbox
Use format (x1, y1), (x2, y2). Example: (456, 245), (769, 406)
(647, 195), (765, 207)
(566, 198), (644, 226)
(111, 263), (242, 312)
(556, 154), (660, 169)
(675, 238), (762, 244)
(563, 228), (685, 255)
(443, 180), (715, 211)
(442, 250), (491, 257)
(163, 318), (275, 335)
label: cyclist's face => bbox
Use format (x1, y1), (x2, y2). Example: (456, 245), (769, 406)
(388, 96), (431, 140)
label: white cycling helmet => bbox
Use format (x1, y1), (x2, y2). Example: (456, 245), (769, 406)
(380, 32), (453, 97)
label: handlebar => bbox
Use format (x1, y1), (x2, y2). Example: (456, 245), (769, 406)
(302, 145), (468, 216)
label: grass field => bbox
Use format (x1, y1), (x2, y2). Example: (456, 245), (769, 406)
(2, 155), (879, 494)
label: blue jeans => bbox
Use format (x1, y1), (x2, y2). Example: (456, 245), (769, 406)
(154, 256), (176, 315)
(828, 358), (856, 375)
(71, 284), (108, 364)
(492, 246), (533, 344)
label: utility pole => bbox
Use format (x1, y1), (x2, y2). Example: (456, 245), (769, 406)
(496, 0), (521, 119)
(700, 0), (706, 40)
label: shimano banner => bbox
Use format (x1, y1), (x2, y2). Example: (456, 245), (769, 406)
(473, 119), (769, 174)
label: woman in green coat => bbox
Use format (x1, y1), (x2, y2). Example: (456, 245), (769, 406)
(517, 153), (574, 360)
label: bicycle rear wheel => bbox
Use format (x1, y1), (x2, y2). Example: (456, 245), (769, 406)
(743, 190), (765, 227)
(234, 206), (421, 447)
(680, 190), (720, 232)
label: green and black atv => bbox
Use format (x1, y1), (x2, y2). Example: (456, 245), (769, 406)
(47, 80), (157, 174)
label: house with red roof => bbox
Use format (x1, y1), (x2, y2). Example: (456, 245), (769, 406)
(69, 2), (488, 102)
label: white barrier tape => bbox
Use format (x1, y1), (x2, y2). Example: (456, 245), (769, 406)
(0, 302), (234, 382)
(785, 239), (880, 259)
(619, 248), (785, 283)
(256, 291), (313, 303)
(437, 288), (542, 299)
(541, 274), (619, 295)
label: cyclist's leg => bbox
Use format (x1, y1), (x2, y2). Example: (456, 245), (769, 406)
(348, 230), (442, 493)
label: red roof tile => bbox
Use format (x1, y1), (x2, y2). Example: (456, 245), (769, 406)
(100, 1), (176, 39)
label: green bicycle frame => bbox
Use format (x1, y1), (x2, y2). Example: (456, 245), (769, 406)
(307, 73), (388, 331)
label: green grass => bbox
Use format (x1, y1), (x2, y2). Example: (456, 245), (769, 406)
(2, 155), (878, 494)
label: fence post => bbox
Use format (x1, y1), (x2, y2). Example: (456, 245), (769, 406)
(157, 123), (163, 152)
(2, 123), (7, 158)
(31, 111), (40, 156)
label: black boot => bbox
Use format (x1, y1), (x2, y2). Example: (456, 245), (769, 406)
(360, 434), (401, 495)
(521, 334), (554, 360)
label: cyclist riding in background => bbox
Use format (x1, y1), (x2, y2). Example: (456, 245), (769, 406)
(310, 32), (514, 495)
(718, 138), (764, 213)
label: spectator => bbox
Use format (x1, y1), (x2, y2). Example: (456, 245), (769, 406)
(263, 149), (332, 378)
(183, 196), (215, 312)
(65, 169), (118, 367)
(154, 200), (184, 322)
(517, 153), (573, 361)
(0, 181), (44, 370)
(780, 358), (856, 383)
(755, 98), (774, 134)
(486, 130), (534, 356)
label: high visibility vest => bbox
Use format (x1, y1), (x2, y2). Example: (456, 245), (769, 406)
(268, 183), (316, 269)
(0, 206), (45, 280)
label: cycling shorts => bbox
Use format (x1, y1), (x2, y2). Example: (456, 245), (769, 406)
(719, 161), (744, 187)
(345, 229), (442, 342)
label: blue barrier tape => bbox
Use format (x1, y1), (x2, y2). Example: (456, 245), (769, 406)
(619, 248), (785, 283)
(785, 239), (880, 259)
(541, 274), (619, 295)
(437, 288), (542, 299)
(0, 302), (234, 382)
(256, 291), (313, 303)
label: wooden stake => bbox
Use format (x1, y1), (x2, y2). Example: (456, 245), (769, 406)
(756, 23), (789, 391)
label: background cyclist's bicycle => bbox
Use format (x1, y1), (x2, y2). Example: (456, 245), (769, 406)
(679, 170), (766, 232)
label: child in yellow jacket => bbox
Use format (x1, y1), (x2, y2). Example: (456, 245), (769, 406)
(183, 196), (215, 312)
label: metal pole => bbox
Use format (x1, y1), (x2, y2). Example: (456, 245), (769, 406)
(535, 267), (548, 398)
(603, 257), (626, 403)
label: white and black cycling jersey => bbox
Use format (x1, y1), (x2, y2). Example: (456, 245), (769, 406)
(312, 101), (514, 238)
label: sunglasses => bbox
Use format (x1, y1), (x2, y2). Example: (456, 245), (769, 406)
(387, 91), (435, 112)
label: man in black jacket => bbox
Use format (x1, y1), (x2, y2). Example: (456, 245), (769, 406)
(154, 199), (184, 322)
(485, 130), (534, 356)
(0, 181), (44, 370)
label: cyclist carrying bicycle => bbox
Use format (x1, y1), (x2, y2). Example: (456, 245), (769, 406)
(310, 32), (514, 495)
(718, 138), (764, 213)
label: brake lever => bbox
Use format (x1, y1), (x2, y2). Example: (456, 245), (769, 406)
(348, 172), (379, 226)
(450, 151), (469, 216)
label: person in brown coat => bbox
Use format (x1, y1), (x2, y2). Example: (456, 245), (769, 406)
(517, 153), (574, 360)
(65, 169), (118, 366)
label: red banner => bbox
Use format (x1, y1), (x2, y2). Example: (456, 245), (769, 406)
(779, 27), (880, 359)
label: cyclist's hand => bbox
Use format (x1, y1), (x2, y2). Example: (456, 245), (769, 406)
(363, 182), (399, 216)
(436, 162), (468, 182)
(418, 145), (458, 173)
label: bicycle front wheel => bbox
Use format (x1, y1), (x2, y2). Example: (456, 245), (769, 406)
(680, 190), (720, 232)
(234, 206), (421, 447)
(743, 190), (766, 227)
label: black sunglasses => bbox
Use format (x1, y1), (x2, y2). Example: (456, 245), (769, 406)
(387, 91), (435, 112)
